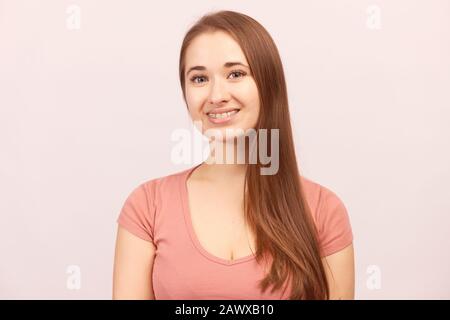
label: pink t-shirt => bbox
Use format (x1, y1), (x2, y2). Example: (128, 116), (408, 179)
(116, 164), (353, 299)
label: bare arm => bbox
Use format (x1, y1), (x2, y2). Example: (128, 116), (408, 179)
(113, 225), (156, 299)
(322, 243), (355, 300)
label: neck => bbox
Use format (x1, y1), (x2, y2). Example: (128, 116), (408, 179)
(199, 138), (249, 182)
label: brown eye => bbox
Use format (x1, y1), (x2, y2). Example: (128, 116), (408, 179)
(190, 75), (207, 84)
(228, 70), (246, 79)
(189, 70), (247, 84)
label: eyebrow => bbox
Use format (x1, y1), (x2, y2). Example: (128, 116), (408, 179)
(186, 62), (249, 76)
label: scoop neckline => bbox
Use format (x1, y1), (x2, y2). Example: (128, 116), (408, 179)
(180, 163), (257, 266)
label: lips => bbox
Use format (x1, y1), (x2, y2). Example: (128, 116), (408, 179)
(206, 108), (240, 124)
(206, 107), (240, 115)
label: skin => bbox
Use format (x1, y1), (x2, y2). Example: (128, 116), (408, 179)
(322, 244), (355, 299)
(184, 30), (261, 181)
(112, 31), (355, 300)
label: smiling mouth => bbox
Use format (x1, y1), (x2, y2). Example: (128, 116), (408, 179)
(207, 109), (240, 119)
(206, 108), (240, 124)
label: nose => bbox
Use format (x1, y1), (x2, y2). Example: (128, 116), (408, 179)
(208, 77), (230, 105)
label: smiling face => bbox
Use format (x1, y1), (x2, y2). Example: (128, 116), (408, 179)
(183, 31), (260, 141)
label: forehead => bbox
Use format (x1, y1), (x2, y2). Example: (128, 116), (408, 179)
(185, 31), (249, 67)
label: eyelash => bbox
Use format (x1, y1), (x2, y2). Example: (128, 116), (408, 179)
(189, 70), (247, 84)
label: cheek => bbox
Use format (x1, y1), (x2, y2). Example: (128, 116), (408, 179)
(238, 81), (260, 114)
(242, 84), (260, 127)
(185, 90), (204, 118)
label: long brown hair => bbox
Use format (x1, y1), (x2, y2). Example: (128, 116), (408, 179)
(178, 10), (329, 299)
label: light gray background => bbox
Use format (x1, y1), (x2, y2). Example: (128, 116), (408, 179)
(0, 0), (449, 299)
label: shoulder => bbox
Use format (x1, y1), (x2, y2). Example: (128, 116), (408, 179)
(142, 166), (191, 189)
(299, 175), (353, 257)
(300, 175), (348, 220)
(117, 166), (194, 241)
(129, 166), (193, 203)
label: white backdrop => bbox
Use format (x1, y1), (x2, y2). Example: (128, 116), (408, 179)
(0, 0), (449, 299)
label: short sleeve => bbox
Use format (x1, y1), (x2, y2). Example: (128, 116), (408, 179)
(316, 186), (353, 257)
(116, 182), (156, 242)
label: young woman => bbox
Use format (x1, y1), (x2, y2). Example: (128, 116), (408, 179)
(113, 10), (354, 300)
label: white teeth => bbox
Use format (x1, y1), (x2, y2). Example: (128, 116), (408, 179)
(208, 110), (238, 119)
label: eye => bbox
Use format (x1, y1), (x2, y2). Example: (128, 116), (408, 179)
(189, 70), (247, 84)
(228, 70), (247, 79)
(190, 75), (207, 84)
